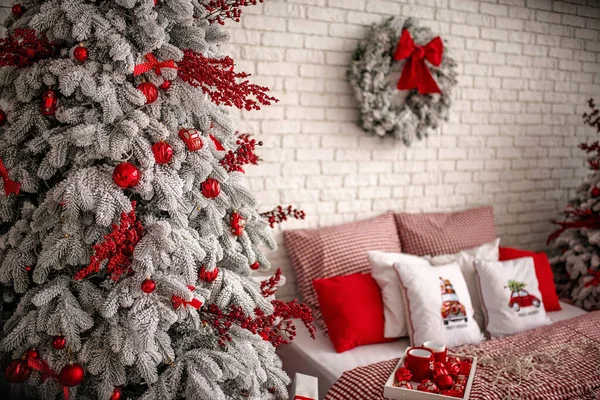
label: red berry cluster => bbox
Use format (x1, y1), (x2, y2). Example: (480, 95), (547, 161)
(260, 205), (306, 228)
(204, 0), (263, 25)
(74, 202), (143, 281)
(0, 29), (56, 68)
(220, 133), (262, 173)
(260, 268), (282, 297)
(583, 98), (599, 134)
(178, 50), (278, 111)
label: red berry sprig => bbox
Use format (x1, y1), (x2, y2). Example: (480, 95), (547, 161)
(204, 0), (263, 25)
(220, 133), (262, 173)
(260, 205), (306, 228)
(0, 29), (57, 68)
(74, 201), (143, 281)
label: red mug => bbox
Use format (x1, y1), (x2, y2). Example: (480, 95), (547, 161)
(423, 340), (447, 363)
(404, 347), (434, 382)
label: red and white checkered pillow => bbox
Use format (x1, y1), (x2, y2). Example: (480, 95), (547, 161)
(395, 206), (497, 256)
(284, 213), (402, 333)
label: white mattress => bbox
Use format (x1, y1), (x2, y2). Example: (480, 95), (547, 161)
(277, 301), (587, 399)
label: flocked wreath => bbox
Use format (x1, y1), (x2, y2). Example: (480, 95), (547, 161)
(348, 17), (458, 144)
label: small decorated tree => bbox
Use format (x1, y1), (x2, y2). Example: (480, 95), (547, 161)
(548, 99), (600, 311)
(0, 1), (312, 399)
(506, 280), (526, 293)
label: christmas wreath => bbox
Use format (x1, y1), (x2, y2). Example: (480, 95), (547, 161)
(348, 17), (458, 144)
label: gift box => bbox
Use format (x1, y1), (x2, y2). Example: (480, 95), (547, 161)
(290, 373), (318, 400)
(383, 352), (477, 400)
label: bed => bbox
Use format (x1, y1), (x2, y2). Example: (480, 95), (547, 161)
(277, 302), (588, 399)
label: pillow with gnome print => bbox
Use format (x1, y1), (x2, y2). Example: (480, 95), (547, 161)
(474, 257), (551, 338)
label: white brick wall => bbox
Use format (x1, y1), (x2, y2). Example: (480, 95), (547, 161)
(224, 0), (600, 300)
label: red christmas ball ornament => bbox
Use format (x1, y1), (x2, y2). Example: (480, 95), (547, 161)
(138, 81), (158, 104)
(178, 128), (203, 152)
(141, 278), (156, 294)
(159, 80), (171, 90)
(73, 44), (88, 62)
(59, 363), (85, 387)
(52, 336), (67, 350)
(230, 211), (245, 236)
(433, 365), (449, 380)
(201, 178), (220, 199)
(199, 266), (219, 282)
(26, 348), (39, 359)
(5, 359), (31, 383)
(113, 162), (141, 188)
(591, 187), (600, 197)
(40, 89), (58, 116)
(152, 141), (173, 164)
(436, 374), (454, 391)
(0, 109), (6, 127)
(250, 262), (260, 270)
(110, 387), (123, 400)
(12, 4), (24, 18)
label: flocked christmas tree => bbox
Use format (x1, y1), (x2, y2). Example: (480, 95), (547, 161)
(0, 1), (313, 399)
(548, 98), (600, 311)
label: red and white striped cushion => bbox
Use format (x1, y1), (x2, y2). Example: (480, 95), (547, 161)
(395, 206), (497, 257)
(284, 213), (402, 333)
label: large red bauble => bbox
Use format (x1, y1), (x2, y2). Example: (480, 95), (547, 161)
(199, 266), (219, 282)
(230, 211), (245, 237)
(201, 178), (220, 198)
(138, 81), (158, 104)
(152, 141), (173, 164)
(113, 162), (140, 188)
(250, 262), (259, 270)
(12, 4), (24, 18)
(178, 128), (203, 152)
(5, 359), (31, 383)
(0, 109), (6, 127)
(436, 374), (454, 391)
(40, 89), (57, 116)
(52, 336), (67, 350)
(592, 187), (600, 197)
(59, 363), (85, 387)
(73, 46), (88, 62)
(110, 387), (123, 400)
(159, 80), (171, 90)
(26, 349), (39, 359)
(141, 278), (156, 294)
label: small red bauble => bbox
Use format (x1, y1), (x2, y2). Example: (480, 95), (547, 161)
(41, 89), (57, 116)
(73, 45), (88, 62)
(138, 81), (158, 104)
(52, 336), (67, 350)
(436, 374), (454, 390)
(59, 363), (85, 387)
(591, 187), (600, 197)
(12, 4), (24, 18)
(113, 162), (141, 188)
(199, 266), (219, 282)
(26, 348), (39, 359)
(179, 128), (203, 152)
(0, 109), (6, 127)
(5, 359), (31, 383)
(201, 178), (220, 198)
(230, 211), (245, 236)
(250, 262), (259, 270)
(141, 278), (156, 294)
(110, 387), (123, 400)
(152, 141), (173, 164)
(159, 80), (171, 90)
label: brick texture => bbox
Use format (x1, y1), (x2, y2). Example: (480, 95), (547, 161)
(223, 0), (600, 301)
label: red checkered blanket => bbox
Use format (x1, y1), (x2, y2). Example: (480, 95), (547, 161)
(325, 312), (600, 400)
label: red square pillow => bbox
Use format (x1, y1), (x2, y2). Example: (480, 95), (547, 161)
(313, 273), (393, 353)
(499, 247), (561, 311)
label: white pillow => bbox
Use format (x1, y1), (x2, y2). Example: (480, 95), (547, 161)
(427, 238), (500, 329)
(394, 261), (484, 347)
(368, 239), (499, 338)
(474, 257), (551, 338)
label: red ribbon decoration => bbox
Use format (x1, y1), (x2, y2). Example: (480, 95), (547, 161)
(27, 357), (70, 400)
(393, 29), (443, 94)
(133, 53), (178, 76)
(0, 158), (20, 196)
(584, 268), (600, 287)
(171, 285), (202, 310)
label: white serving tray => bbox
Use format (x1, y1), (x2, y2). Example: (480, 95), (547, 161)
(383, 352), (477, 400)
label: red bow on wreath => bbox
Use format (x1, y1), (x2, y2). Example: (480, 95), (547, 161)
(584, 268), (600, 287)
(0, 158), (20, 196)
(134, 53), (178, 76)
(393, 29), (443, 94)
